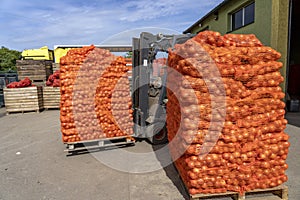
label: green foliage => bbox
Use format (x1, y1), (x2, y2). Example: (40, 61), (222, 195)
(124, 51), (132, 58)
(0, 46), (21, 72)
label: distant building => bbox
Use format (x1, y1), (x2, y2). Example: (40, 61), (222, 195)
(184, 0), (300, 100)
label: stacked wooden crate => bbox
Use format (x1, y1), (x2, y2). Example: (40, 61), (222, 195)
(43, 86), (60, 109)
(52, 63), (60, 72)
(3, 86), (43, 115)
(16, 60), (53, 86)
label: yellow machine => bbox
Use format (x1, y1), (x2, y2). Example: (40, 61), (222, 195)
(21, 46), (54, 61)
(53, 46), (73, 63)
(53, 45), (132, 63)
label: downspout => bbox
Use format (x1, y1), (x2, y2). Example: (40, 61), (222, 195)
(286, 0), (293, 101)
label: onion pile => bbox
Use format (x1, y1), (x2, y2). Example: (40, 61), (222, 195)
(46, 70), (60, 87)
(60, 45), (133, 142)
(167, 31), (289, 195)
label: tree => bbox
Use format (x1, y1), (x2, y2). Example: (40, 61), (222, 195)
(0, 46), (21, 72)
(124, 51), (132, 58)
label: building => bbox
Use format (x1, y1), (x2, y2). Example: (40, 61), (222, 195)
(184, 0), (300, 102)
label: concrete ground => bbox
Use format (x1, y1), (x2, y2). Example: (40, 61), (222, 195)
(0, 108), (299, 200)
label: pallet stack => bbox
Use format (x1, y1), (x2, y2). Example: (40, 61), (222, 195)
(167, 31), (289, 197)
(16, 60), (53, 86)
(3, 86), (43, 114)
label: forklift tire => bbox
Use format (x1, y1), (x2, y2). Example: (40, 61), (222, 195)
(148, 126), (168, 145)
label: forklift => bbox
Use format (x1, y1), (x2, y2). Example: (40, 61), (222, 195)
(132, 32), (194, 144)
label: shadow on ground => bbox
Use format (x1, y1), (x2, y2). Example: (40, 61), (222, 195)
(0, 107), (6, 118)
(152, 143), (190, 200)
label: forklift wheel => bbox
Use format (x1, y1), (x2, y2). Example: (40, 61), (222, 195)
(149, 126), (168, 145)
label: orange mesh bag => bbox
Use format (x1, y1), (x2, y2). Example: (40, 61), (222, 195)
(223, 33), (263, 47)
(249, 86), (285, 100)
(234, 61), (283, 82)
(245, 72), (284, 89)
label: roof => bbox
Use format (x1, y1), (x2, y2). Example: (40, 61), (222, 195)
(183, 0), (231, 33)
(53, 45), (132, 52)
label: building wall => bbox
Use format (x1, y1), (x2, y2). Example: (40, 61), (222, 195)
(187, 0), (290, 92)
(189, 0), (273, 45)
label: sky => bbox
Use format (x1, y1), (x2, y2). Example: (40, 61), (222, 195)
(0, 0), (223, 51)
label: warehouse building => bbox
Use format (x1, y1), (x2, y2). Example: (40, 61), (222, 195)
(184, 0), (300, 104)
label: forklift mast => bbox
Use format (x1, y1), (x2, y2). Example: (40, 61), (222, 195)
(132, 32), (194, 144)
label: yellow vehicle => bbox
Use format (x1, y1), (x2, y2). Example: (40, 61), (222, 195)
(21, 46), (54, 61)
(53, 46), (73, 63)
(53, 45), (132, 63)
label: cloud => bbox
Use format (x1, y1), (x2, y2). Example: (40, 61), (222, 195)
(119, 0), (223, 22)
(0, 0), (223, 51)
(119, 0), (181, 21)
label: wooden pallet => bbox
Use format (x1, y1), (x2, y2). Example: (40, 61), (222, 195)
(43, 86), (60, 109)
(189, 185), (288, 200)
(6, 109), (41, 115)
(64, 136), (135, 154)
(3, 86), (44, 115)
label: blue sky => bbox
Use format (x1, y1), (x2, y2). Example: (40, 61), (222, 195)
(0, 0), (223, 51)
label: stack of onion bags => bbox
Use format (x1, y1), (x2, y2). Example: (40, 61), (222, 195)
(60, 45), (133, 142)
(167, 31), (289, 195)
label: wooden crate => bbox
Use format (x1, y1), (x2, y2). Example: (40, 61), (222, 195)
(52, 63), (60, 72)
(43, 86), (60, 109)
(3, 86), (43, 115)
(16, 60), (53, 82)
(32, 80), (46, 87)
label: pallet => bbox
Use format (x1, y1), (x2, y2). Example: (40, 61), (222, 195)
(3, 86), (44, 115)
(6, 109), (42, 115)
(190, 185), (288, 200)
(64, 136), (135, 154)
(43, 86), (60, 109)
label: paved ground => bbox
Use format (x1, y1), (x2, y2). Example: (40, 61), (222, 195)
(0, 108), (299, 200)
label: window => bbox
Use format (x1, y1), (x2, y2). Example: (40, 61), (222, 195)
(232, 2), (255, 30)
